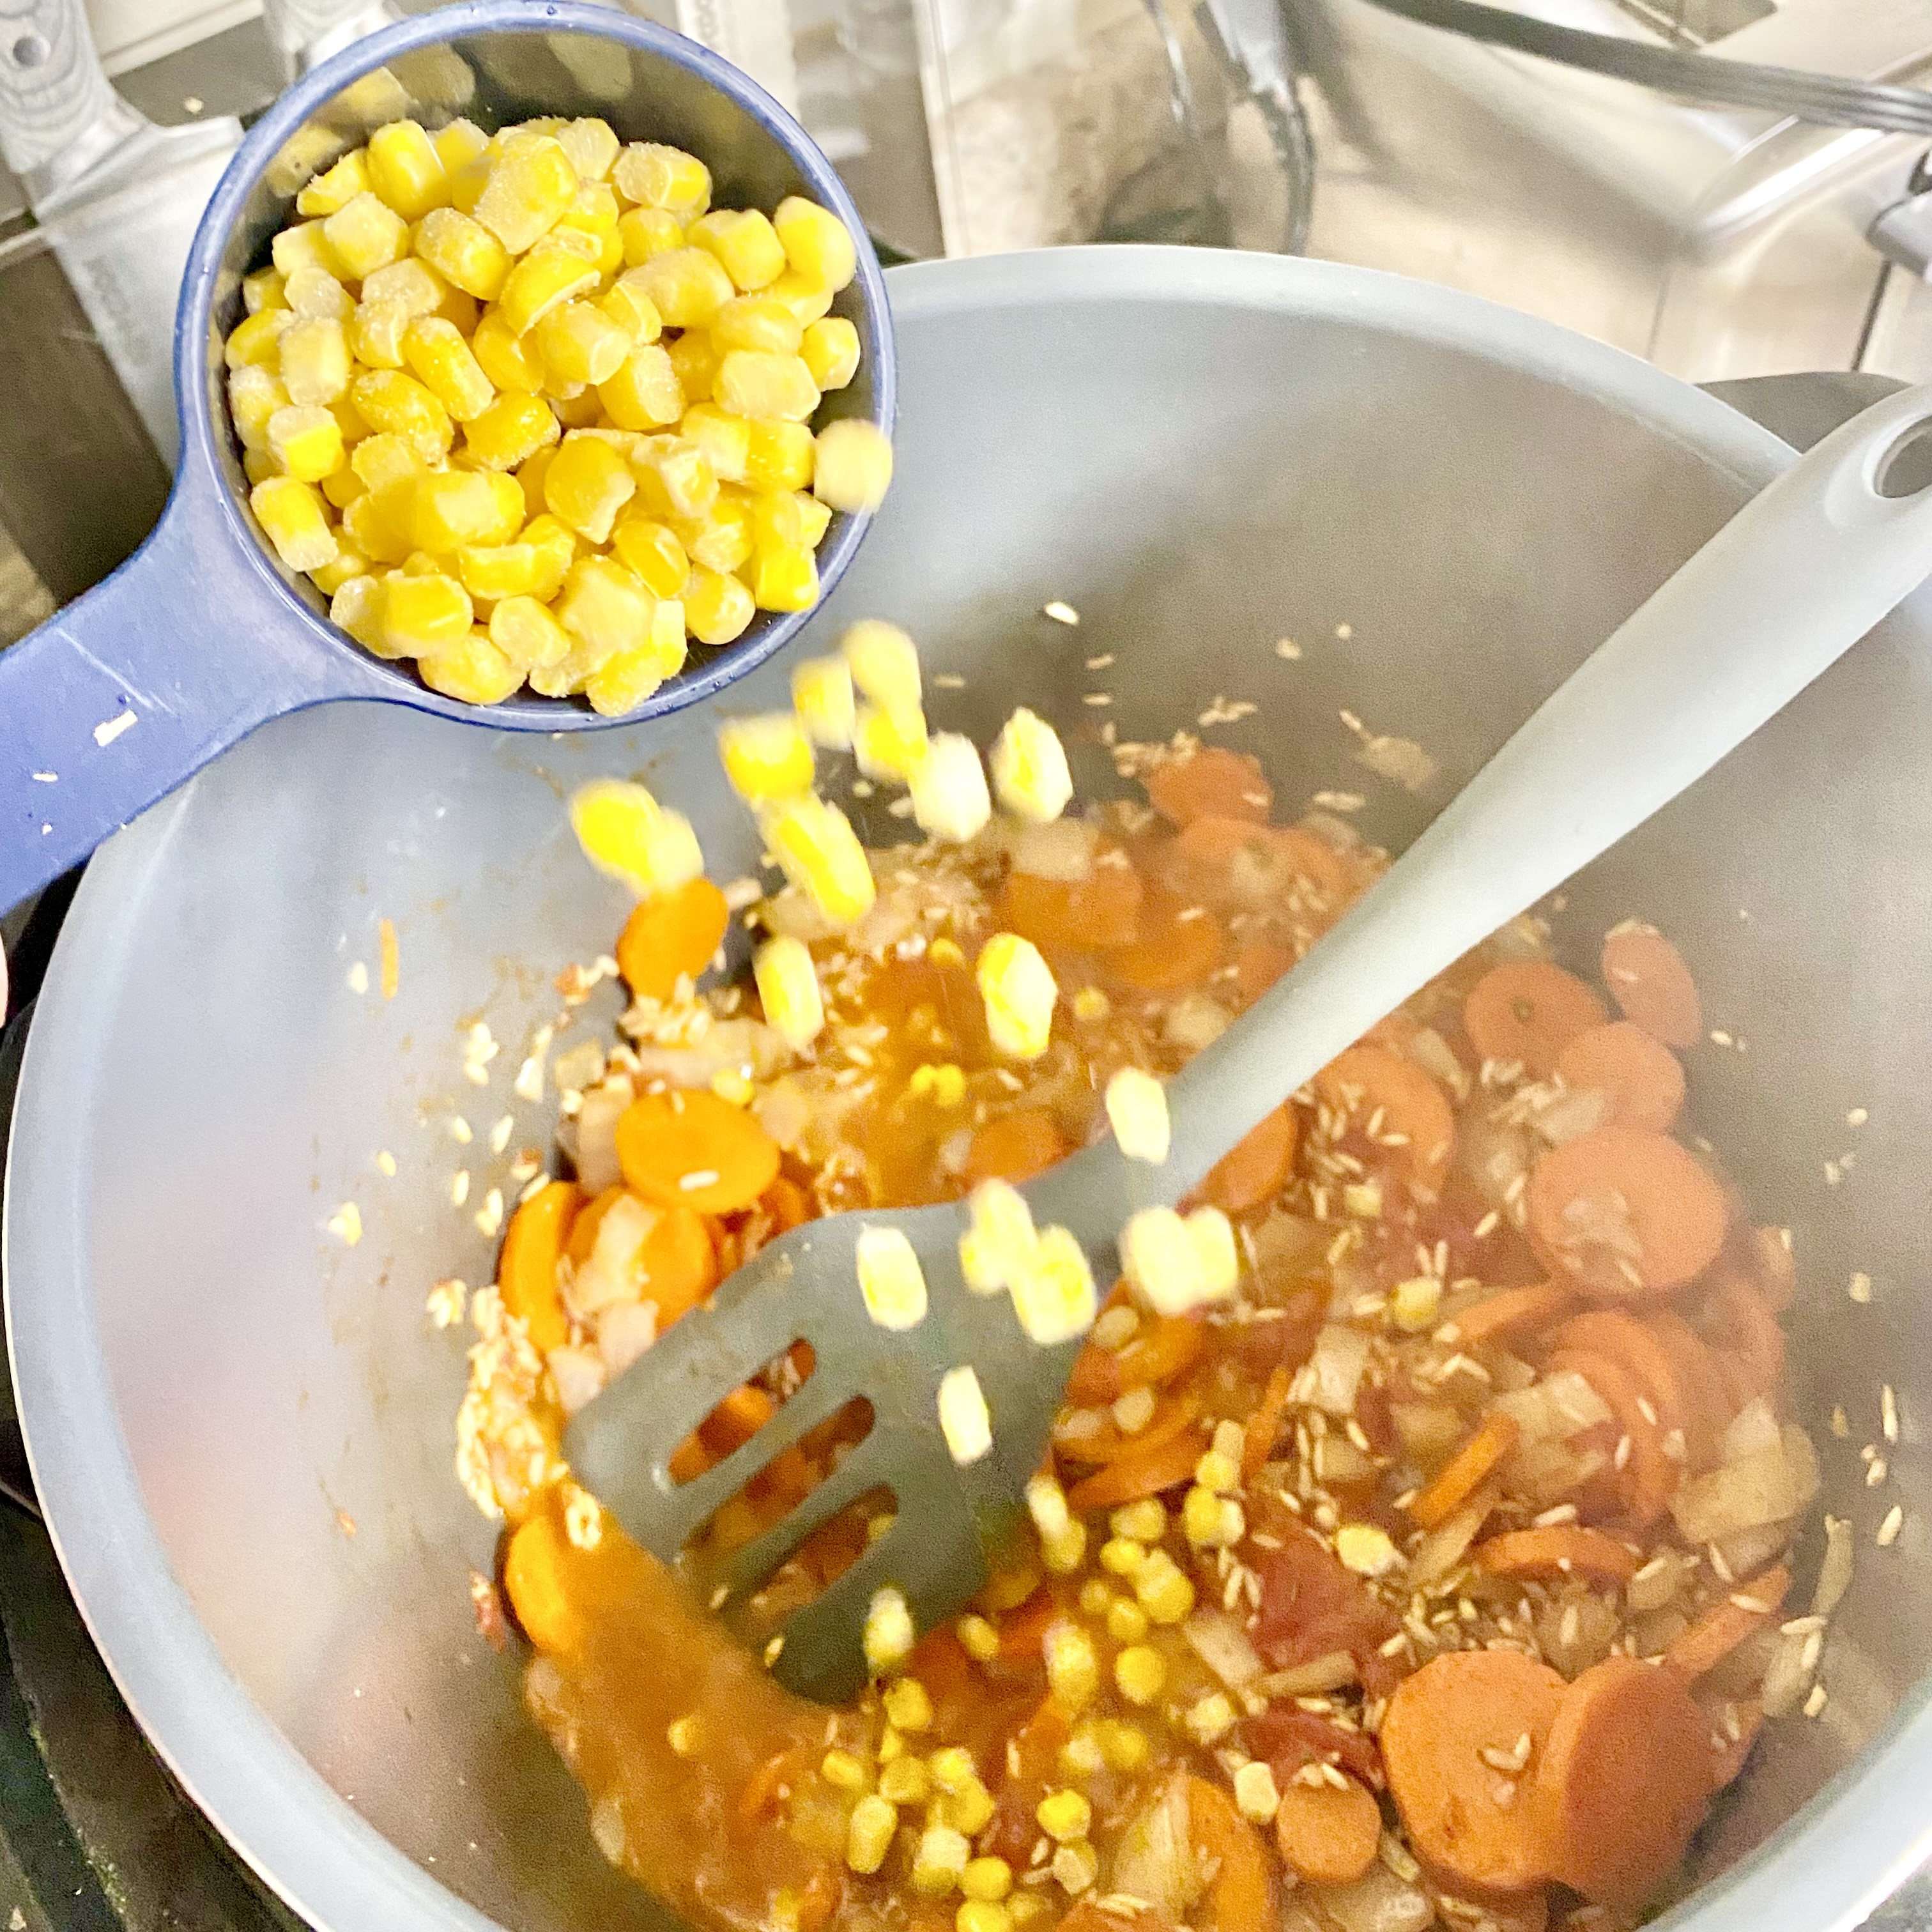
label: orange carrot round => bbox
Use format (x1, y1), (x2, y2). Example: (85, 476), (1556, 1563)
(1643, 1309), (1731, 1472)
(1314, 1044), (1456, 1190)
(1186, 1776), (1275, 1932)
(638, 1202), (719, 1326)
(617, 877), (731, 1002)
(503, 1512), (585, 1655)
(1103, 891), (1225, 993)
(616, 1089), (781, 1213)
(1382, 1650), (1565, 1893)
(1409, 1410), (1521, 1530)
(1600, 922), (1702, 1049)
(1464, 961), (1607, 1079)
(1234, 935), (1296, 1004)
(1054, 1392), (1201, 1466)
(1664, 1566), (1790, 1683)
(1066, 1310), (1204, 1404)
(1146, 747), (1273, 826)
(1525, 1127), (1728, 1300)
(1532, 1655), (1710, 1906)
(1449, 1281), (1573, 1348)
(1200, 1106), (1298, 1213)
(1691, 1268), (1786, 1400)
(763, 1176), (812, 1232)
(1475, 1526), (1639, 1585)
(997, 862), (1142, 952)
(1547, 1309), (1686, 1446)
(1064, 1427), (1206, 1514)
(498, 1178), (579, 1352)
(1166, 816), (1353, 917)
(1273, 1773), (1381, 1885)
(1544, 1348), (1673, 1528)
(963, 1108), (1070, 1186)
(1553, 1022), (1685, 1134)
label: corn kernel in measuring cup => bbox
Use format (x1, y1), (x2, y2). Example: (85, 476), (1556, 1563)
(684, 565), (754, 646)
(773, 197), (858, 291)
(801, 317), (861, 391)
(266, 404), (344, 483)
(597, 346), (684, 431)
(250, 476), (337, 572)
(812, 417), (893, 514)
(473, 135), (580, 254)
(937, 1367), (992, 1466)
(324, 191), (408, 279)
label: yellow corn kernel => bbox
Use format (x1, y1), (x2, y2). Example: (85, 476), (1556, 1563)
(751, 541), (816, 613)
(909, 733), (990, 843)
(399, 550), (444, 577)
(820, 1747), (868, 1793)
(463, 314), (537, 395)
(555, 116), (619, 183)
(311, 540), (368, 592)
(227, 366), (288, 450)
(878, 1754), (930, 1805)
(1097, 1719), (1151, 1774)
(1098, 1536), (1146, 1577)
(1042, 1620), (1100, 1710)
(845, 1793), (897, 1876)
(241, 266), (288, 315)
(1112, 1645), (1167, 1706)
(1107, 1597), (1151, 1644)
(753, 933), (824, 1052)
(913, 1823), (970, 1897)
(323, 190), (408, 279)
(400, 317), (494, 423)
(541, 435), (634, 544)
(1131, 1550), (1196, 1626)
(687, 209), (787, 292)
(857, 1225), (928, 1331)
(356, 258), (443, 319)
(1105, 1068), (1170, 1165)
(1027, 1475), (1071, 1549)
(414, 469), (522, 552)
(710, 294), (804, 356)
(285, 264), (353, 323)
(801, 316), (861, 392)
(716, 350), (818, 424)
(839, 619), (919, 708)
(744, 486), (815, 556)
(813, 418), (894, 514)
(488, 594), (572, 672)
(666, 328), (723, 406)
(958, 1179), (1037, 1296)
(473, 135), (579, 254)
(1389, 1275), (1443, 1332)
(330, 574), (388, 650)
(555, 551), (650, 657)
(1036, 1790), (1092, 1843)
(1183, 1483), (1245, 1549)
(367, 119), (449, 218)
(764, 793), (873, 924)
(1233, 1761), (1282, 1826)
(598, 271), (664, 346)
(881, 1676), (933, 1734)
(350, 369), (454, 461)
(1009, 1225), (1097, 1349)
(419, 629), (523, 704)
(790, 654), (855, 751)
(937, 1365), (992, 1465)
(957, 1903), (1010, 1932)
(684, 565), (754, 646)
(341, 489), (409, 565)
(342, 299), (402, 369)
(795, 493), (833, 549)
(381, 571), (471, 654)
(1050, 1843), (1099, 1899)
(250, 475), (337, 572)
(556, 178), (619, 239)
(248, 443), (280, 488)
(533, 300), (629, 388)
(295, 149), (369, 218)
(226, 306), (294, 371)
(434, 117), (489, 176)
(976, 933), (1056, 1061)
(586, 625), (684, 716)
(961, 1859), (1011, 1905)
(568, 778), (703, 889)
(862, 1583), (915, 1675)
(633, 437), (718, 522)
(618, 204), (684, 266)
(671, 496), (751, 576)
(266, 404), (344, 482)
(610, 517), (688, 597)
(719, 712), (813, 803)
(671, 404), (745, 486)
(992, 711), (1069, 824)
(349, 431), (423, 491)
(277, 317), (351, 405)
(552, 388), (603, 429)
(1335, 1522), (1401, 1577)
(766, 270), (837, 326)
(270, 218), (342, 282)
(456, 540), (539, 601)
(1112, 1497), (1165, 1541)
(463, 390), (558, 471)
(496, 243), (598, 337)
(596, 344), (684, 431)
(774, 197), (859, 291)
(413, 205), (510, 301)
(613, 142), (710, 221)
(633, 248), (734, 330)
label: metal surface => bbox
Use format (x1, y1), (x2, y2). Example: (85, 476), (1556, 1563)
(0, 0), (895, 916)
(9, 247), (1932, 1932)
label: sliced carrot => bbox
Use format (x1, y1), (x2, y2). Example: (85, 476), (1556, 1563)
(1525, 1127), (1728, 1300)
(1449, 1280), (1574, 1348)
(1547, 1310), (1686, 1446)
(1643, 1309), (1730, 1472)
(1544, 1348), (1673, 1528)
(1664, 1566), (1790, 1683)
(1165, 815), (1353, 914)
(762, 1175), (813, 1232)
(497, 1178), (579, 1352)
(1464, 961), (1607, 1079)
(638, 1203), (719, 1326)
(737, 1746), (806, 1820)
(1600, 922), (1701, 1050)
(1273, 1772), (1381, 1885)
(795, 1862), (842, 1932)
(699, 1383), (776, 1457)
(1381, 1649), (1566, 1893)
(1409, 1411), (1521, 1531)
(1553, 1022), (1685, 1134)
(1533, 1654), (1711, 1906)
(1235, 935), (1296, 1004)
(1475, 1526), (1640, 1585)
(565, 1184), (623, 1267)
(1314, 1043), (1456, 1191)
(1242, 1367), (1294, 1480)
(1103, 890), (1225, 993)
(1064, 1427), (1207, 1514)
(997, 861), (1142, 952)
(1146, 746), (1273, 826)
(1054, 1392), (1201, 1466)
(1066, 1310), (1204, 1404)
(963, 1108), (1070, 1186)
(997, 1588), (1059, 1662)
(503, 1512), (585, 1655)
(616, 1089), (780, 1213)
(1186, 1775), (1275, 1932)
(1200, 1106), (1298, 1213)
(1690, 1268), (1786, 1400)
(616, 877), (730, 1002)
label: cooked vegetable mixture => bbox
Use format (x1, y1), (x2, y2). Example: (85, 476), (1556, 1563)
(447, 625), (1841, 1932)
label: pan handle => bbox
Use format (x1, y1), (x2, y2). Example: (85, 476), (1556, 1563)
(0, 472), (332, 916)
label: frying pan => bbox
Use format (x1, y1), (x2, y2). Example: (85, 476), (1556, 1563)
(7, 249), (1932, 1932)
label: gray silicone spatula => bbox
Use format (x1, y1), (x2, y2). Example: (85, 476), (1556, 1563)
(567, 381), (1932, 1703)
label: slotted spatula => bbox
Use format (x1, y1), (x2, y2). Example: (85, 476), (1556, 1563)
(565, 381), (1932, 1702)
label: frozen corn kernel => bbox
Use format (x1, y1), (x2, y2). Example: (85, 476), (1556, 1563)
(420, 631), (523, 704)
(712, 294), (804, 356)
(774, 196), (858, 291)
(1233, 1761), (1281, 1827)
(473, 135), (579, 254)
(990, 709), (1073, 823)
(614, 142), (711, 222)
(341, 491), (407, 564)
(1185, 1692), (1237, 1746)
(469, 310), (544, 392)
(324, 190), (408, 279)
(879, 1755), (930, 1805)
(910, 733), (991, 843)
(1113, 1646), (1166, 1706)
(430, 116), (487, 175)
(684, 565), (754, 646)
(937, 1365), (992, 1465)
(1036, 1790), (1092, 1843)
(382, 572), (471, 654)
(840, 619), (919, 709)
(716, 349), (819, 423)
(1107, 1598), (1150, 1644)
(604, 519), (684, 600)
(633, 247), (735, 330)
(241, 266), (287, 314)
(663, 411), (740, 492)
(1188, 1206), (1239, 1300)
(266, 404), (344, 482)
(767, 270), (836, 326)
(360, 258), (447, 320)
(846, 1793), (897, 1876)
(350, 369), (454, 461)
(250, 476), (337, 572)
(413, 469), (521, 552)
(594, 279), (660, 351)
(801, 316), (861, 391)
(788, 655), (854, 751)
(957, 1903), (1010, 1932)
(311, 544), (367, 593)
(813, 417), (894, 514)
(597, 344), (684, 431)
(1042, 1620), (1099, 1710)
(586, 625), (684, 716)
(367, 119), (449, 218)
(226, 307), (295, 370)
(1039, 1515), (1087, 1576)
(857, 1225), (928, 1331)
(569, 778), (704, 894)
(351, 431), (424, 491)
(1336, 1522), (1401, 1577)
(489, 594), (572, 671)
(279, 318), (351, 405)
(820, 1747), (868, 1792)
(556, 116), (619, 183)
(285, 264), (353, 322)
(330, 575), (387, 651)
(556, 180), (620, 244)
(672, 497), (751, 575)
(1104, 1068), (1170, 1165)
(765, 794), (873, 923)
(961, 1859), (1012, 1904)
(463, 390), (558, 471)
(413, 205), (510, 301)
(753, 934), (824, 1052)
(546, 436), (636, 544)
(958, 1179), (1038, 1294)
(689, 209), (786, 292)
(719, 713), (814, 804)
(1183, 1483), (1245, 1549)
(1131, 1549), (1195, 1625)
(401, 317), (494, 423)
(977, 933), (1056, 1061)
(1122, 1208), (1202, 1317)
(1112, 1498), (1165, 1541)
(618, 204), (685, 265)
(634, 436), (719, 521)
(1009, 1226), (1097, 1347)
(744, 417), (815, 493)
(557, 553), (650, 657)
(1389, 1275), (1442, 1332)
(346, 299), (406, 369)
(534, 300), (630, 388)
(295, 149), (369, 217)
(863, 1584), (916, 1674)
(228, 366), (288, 449)
(853, 703), (929, 784)
(270, 218), (341, 282)
(496, 243), (599, 336)
(1096, 1719), (1150, 1772)
(750, 542), (817, 613)
(913, 1825), (971, 1897)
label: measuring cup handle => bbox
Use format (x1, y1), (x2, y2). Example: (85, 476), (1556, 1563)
(0, 477), (324, 915)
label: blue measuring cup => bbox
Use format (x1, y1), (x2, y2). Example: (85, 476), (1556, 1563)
(0, 0), (894, 914)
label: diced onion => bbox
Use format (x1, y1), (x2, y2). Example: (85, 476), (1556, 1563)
(1722, 1397), (1782, 1464)
(1257, 1650), (1358, 1697)
(1670, 1425), (1819, 1545)
(1317, 1862), (1436, 1932)
(1111, 1775), (1201, 1919)
(1009, 816), (1096, 882)
(1494, 1368), (1613, 1443)
(1533, 1085), (1607, 1146)
(572, 1076), (634, 1193)
(1813, 1514), (1855, 1618)
(1307, 1324), (1370, 1416)
(1181, 1611), (1264, 1690)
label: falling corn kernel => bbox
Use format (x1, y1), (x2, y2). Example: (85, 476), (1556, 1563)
(1025, 1473), (1071, 1542)
(841, 619), (920, 709)
(864, 1585), (916, 1673)
(910, 733), (992, 843)
(990, 709), (1073, 824)
(568, 778), (703, 896)
(813, 417), (893, 514)
(719, 712), (814, 803)
(854, 703), (930, 785)
(959, 1178), (1038, 1294)
(763, 793), (875, 925)
(976, 933), (1056, 1061)
(937, 1365), (992, 1465)
(1105, 1068), (1170, 1164)
(753, 935), (824, 1050)
(1009, 1227), (1097, 1347)
(1335, 1522), (1401, 1577)
(857, 1225), (928, 1331)
(1119, 1205), (1238, 1316)
(251, 476), (338, 573)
